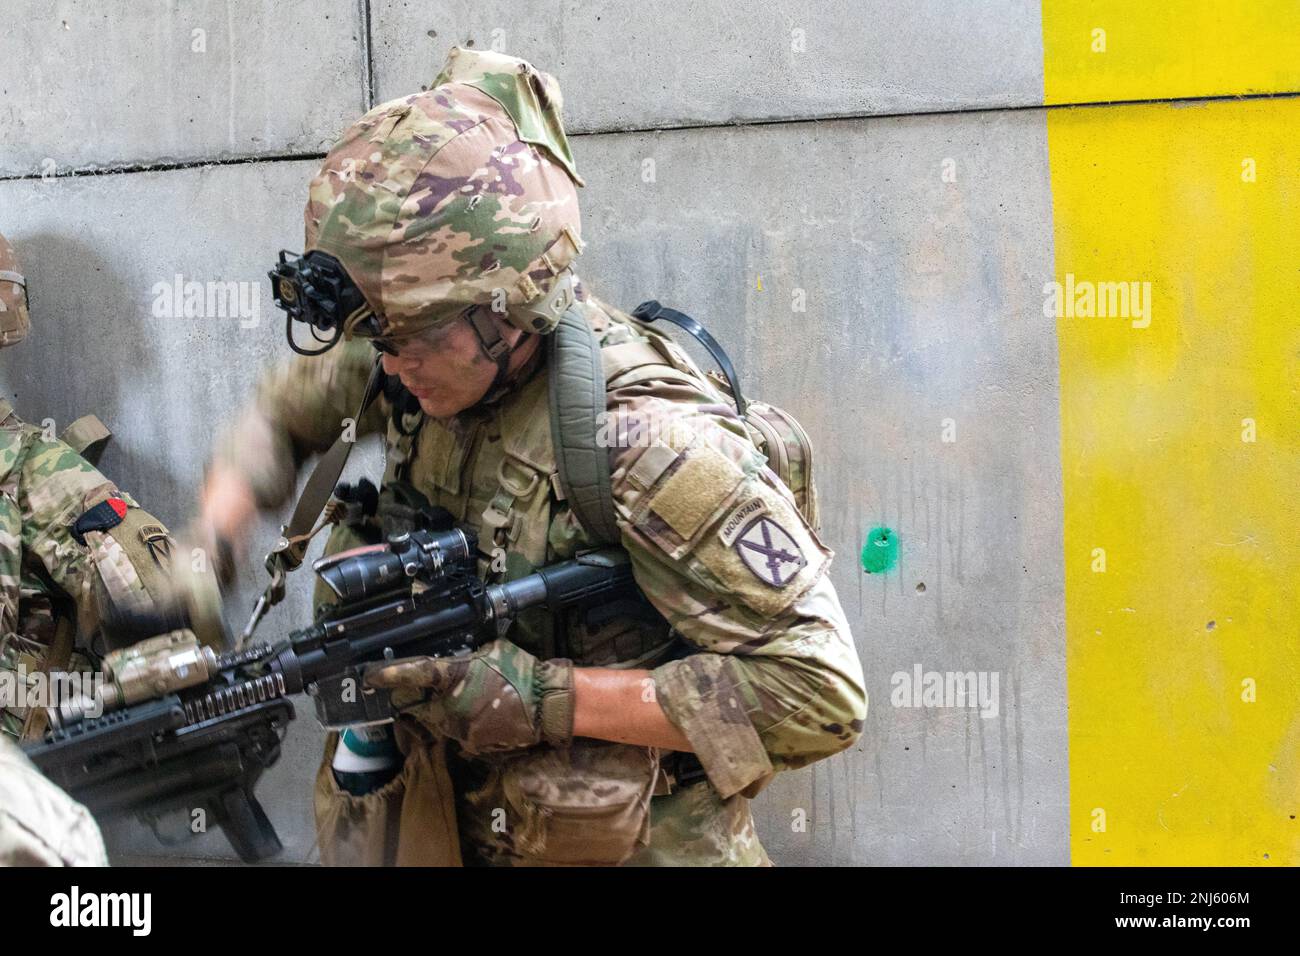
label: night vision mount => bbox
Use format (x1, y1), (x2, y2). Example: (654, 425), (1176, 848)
(268, 250), (381, 355)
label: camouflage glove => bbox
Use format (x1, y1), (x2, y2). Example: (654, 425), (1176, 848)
(364, 639), (575, 755)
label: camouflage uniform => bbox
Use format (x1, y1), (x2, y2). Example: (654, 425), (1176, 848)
(215, 48), (866, 866)
(0, 232), (202, 866)
(0, 233), (187, 741)
(0, 734), (106, 866)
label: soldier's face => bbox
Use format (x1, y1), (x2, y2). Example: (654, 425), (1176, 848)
(378, 315), (500, 418)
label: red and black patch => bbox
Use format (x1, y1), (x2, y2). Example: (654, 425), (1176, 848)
(70, 497), (129, 546)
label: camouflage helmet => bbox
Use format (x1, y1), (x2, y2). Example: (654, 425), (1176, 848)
(304, 46), (586, 341)
(0, 232), (30, 349)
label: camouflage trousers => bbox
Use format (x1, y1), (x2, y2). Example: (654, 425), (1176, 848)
(624, 783), (772, 867)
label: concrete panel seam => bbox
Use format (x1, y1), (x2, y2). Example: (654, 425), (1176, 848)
(566, 89), (1300, 139)
(360, 0), (376, 111)
(0, 152), (328, 185)
(8, 90), (1297, 183)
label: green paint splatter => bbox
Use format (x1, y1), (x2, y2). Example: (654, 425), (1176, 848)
(861, 526), (899, 574)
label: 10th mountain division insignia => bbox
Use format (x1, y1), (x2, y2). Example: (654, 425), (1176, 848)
(734, 515), (806, 587)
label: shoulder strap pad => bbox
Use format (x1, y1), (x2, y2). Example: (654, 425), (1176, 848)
(547, 307), (622, 546)
(61, 415), (113, 465)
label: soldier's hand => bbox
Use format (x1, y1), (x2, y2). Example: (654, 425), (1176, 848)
(178, 519), (238, 589)
(158, 523), (235, 650)
(363, 639), (575, 755)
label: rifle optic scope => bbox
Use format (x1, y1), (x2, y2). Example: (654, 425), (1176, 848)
(313, 527), (476, 603)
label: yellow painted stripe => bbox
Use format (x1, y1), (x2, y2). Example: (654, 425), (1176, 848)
(1043, 0), (1300, 104)
(1045, 54), (1300, 861)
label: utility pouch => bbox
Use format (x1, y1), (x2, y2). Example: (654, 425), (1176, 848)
(314, 722), (462, 866)
(314, 731), (406, 866)
(498, 739), (658, 866)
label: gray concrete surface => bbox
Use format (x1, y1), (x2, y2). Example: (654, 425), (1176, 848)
(0, 161), (382, 862)
(573, 108), (1067, 864)
(372, 0), (1047, 129)
(0, 0), (366, 178)
(0, 1), (1068, 865)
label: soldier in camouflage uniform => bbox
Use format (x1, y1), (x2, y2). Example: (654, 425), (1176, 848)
(200, 47), (866, 866)
(0, 231), (215, 865)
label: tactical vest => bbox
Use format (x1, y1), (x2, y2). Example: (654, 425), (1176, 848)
(373, 301), (682, 669)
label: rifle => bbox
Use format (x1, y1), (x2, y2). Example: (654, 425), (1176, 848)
(22, 527), (643, 862)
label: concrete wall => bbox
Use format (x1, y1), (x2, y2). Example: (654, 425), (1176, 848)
(2, 1), (1295, 866)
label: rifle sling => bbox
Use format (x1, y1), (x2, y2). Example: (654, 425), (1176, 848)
(283, 355), (386, 549)
(20, 613), (76, 743)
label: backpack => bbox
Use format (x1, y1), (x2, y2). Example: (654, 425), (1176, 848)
(548, 300), (821, 546)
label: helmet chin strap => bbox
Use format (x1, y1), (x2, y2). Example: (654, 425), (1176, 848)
(461, 271), (577, 397)
(465, 307), (523, 403)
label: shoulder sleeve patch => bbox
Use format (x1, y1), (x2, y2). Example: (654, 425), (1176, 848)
(731, 513), (806, 587)
(717, 496), (769, 546)
(688, 475), (831, 618)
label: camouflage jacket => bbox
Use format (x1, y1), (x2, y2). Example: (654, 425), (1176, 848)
(0, 400), (176, 740)
(0, 733), (106, 865)
(215, 285), (867, 865)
